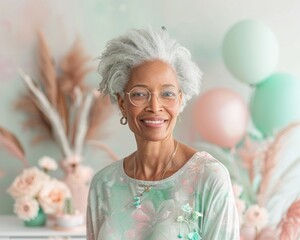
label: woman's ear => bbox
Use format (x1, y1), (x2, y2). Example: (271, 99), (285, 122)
(117, 93), (126, 116)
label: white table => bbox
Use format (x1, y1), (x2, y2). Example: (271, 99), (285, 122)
(0, 215), (86, 240)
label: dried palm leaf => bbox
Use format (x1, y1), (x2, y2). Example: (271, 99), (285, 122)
(18, 69), (72, 157)
(0, 127), (29, 167)
(67, 87), (83, 146)
(16, 33), (112, 160)
(59, 39), (93, 101)
(37, 31), (57, 106)
(85, 92), (112, 140)
(56, 82), (69, 134)
(15, 94), (52, 142)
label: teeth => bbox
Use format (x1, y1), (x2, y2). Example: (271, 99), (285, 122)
(143, 120), (164, 124)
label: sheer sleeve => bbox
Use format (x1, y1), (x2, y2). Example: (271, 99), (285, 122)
(197, 159), (240, 239)
(86, 176), (104, 240)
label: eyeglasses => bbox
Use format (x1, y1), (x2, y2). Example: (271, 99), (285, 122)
(125, 86), (181, 107)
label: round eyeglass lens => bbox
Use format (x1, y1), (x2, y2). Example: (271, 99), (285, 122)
(127, 86), (180, 107)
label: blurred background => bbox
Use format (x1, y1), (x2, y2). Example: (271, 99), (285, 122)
(1, 1), (300, 235)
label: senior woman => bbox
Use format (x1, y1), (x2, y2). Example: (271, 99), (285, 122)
(87, 27), (239, 240)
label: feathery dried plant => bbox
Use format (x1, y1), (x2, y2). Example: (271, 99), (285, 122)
(0, 127), (29, 167)
(16, 32), (116, 161)
(278, 199), (300, 240)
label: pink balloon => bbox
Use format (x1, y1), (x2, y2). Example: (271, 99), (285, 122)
(193, 88), (249, 148)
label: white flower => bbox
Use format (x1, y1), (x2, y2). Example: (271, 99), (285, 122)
(7, 167), (49, 198)
(38, 156), (58, 171)
(244, 204), (268, 231)
(14, 197), (39, 220)
(38, 179), (71, 215)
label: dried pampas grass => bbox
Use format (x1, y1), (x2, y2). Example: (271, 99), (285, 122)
(278, 199), (300, 240)
(37, 31), (57, 107)
(59, 39), (93, 100)
(16, 32), (116, 160)
(15, 93), (52, 144)
(258, 122), (300, 206)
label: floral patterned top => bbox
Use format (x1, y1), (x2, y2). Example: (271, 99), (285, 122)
(87, 152), (239, 240)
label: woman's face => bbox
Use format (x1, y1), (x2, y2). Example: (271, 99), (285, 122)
(118, 60), (182, 142)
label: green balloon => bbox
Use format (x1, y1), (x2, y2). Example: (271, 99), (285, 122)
(250, 73), (300, 136)
(222, 19), (279, 85)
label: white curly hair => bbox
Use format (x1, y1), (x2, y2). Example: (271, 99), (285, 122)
(97, 27), (202, 112)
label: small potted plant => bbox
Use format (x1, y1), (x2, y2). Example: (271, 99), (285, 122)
(55, 197), (84, 230)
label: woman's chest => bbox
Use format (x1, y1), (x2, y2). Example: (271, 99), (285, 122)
(97, 181), (203, 240)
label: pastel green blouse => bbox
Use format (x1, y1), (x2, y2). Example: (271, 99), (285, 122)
(87, 152), (239, 240)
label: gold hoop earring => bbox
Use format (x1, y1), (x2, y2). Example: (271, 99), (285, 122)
(120, 116), (127, 125)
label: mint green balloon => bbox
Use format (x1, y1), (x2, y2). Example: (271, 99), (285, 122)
(250, 73), (300, 136)
(222, 19), (279, 85)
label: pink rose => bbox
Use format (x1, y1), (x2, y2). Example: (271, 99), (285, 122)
(244, 204), (268, 231)
(7, 167), (49, 198)
(38, 179), (71, 214)
(14, 197), (39, 220)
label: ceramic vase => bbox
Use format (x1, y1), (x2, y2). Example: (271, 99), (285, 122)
(24, 207), (46, 227)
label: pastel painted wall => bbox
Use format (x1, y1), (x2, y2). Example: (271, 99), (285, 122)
(1, 0), (300, 214)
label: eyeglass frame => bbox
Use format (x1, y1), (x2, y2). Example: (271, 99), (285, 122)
(124, 86), (182, 107)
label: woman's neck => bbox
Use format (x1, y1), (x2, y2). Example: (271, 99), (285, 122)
(134, 138), (178, 181)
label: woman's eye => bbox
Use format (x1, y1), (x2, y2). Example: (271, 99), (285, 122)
(162, 91), (176, 98)
(132, 92), (147, 98)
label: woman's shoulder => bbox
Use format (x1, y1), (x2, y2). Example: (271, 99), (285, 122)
(192, 151), (231, 183)
(90, 159), (123, 187)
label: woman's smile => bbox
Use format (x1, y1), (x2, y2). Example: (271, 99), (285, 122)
(140, 117), (167, 128)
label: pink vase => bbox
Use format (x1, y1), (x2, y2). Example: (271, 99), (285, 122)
(64, 173), (89, 216)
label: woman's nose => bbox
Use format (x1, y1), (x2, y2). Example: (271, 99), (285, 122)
(146, 93), (163, 112)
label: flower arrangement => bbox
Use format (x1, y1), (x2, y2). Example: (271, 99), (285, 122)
(196, 122), (300, 240)
(13, 32), (118, 214)
(7, 156), (70, 221)
(1, 32), (118, 222)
